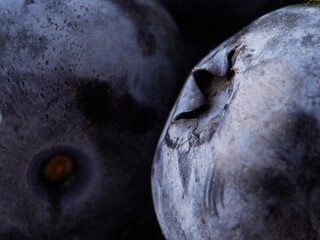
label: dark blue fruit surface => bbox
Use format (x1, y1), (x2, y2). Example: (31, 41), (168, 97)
(0, 0), (188, 239)
(152, 5), (320, 240)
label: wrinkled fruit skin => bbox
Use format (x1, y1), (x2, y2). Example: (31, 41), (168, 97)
(0, 0), (186, 239)
(152, 5), (320, 240)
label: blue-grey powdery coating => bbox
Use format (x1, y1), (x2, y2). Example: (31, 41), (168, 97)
(152, 4), (320, 240)
(0, 0), (188, 239)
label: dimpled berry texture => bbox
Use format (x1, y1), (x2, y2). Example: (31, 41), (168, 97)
(152, 5), (320, 240)
(0, 0), (186, 239)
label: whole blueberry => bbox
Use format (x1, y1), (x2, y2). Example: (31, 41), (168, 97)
(152, 5), (320, 240)
(0, 0), (187, 239)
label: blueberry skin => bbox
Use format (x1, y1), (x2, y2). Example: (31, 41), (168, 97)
(152, 5), (320, 240)
(0, 0), (187, 239)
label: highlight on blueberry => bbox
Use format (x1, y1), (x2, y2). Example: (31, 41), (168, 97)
(152, 5), (320, 240)
(0, 0), (188, 239)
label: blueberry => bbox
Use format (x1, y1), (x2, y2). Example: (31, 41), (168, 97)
(152, 5), (320, 240)
(0, 0), (188, 239)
